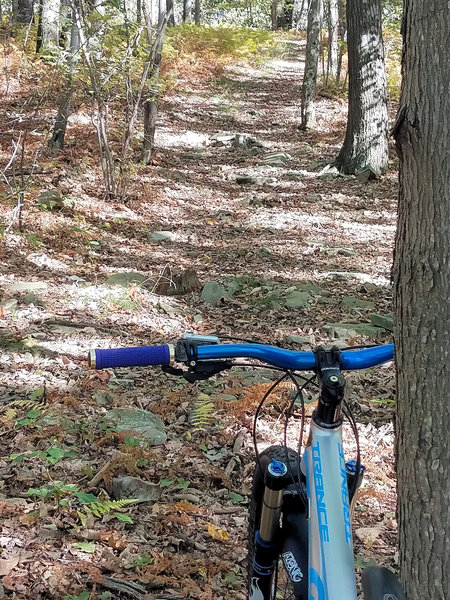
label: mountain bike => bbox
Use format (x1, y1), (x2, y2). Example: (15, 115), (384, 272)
(89, 334), (407, 600)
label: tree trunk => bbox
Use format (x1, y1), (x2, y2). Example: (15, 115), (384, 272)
(141, 1), (171, 164)
(336, 0), (346, 85)
(16, 0), (34, 23)
(166, 0), (175, 25)
(392, 1), (449, 598)
(37, 0), (61, 51)
(49, 10), (80, 150)
(300, 0), (323, 130)
(327, 0), (339, 79)
(292, 0), (307, 30)
(335, 0), (388, 175)
(183, 0), (192, 23)
(194, 0), (200, 24)
(271, 1), (278, 30)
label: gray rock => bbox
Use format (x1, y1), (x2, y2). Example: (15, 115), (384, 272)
(370, 313), (394, 332)
(201, 281), (229, 305)
(156, 168), (186, 183)
(255, 176), (277, 185)
(285, 171), (304, 181)
(226, 278), (244, 296)
(3, 281), (48, 292)
(235, 174), (255, 185)
(287, 335), (311, 345)
(23, 293), (39, 305)
(324, 272), (373, 283)
(306, 194), (323, 203)
(210, 132), (262, 149)
(309, 159), (332, 170)
(296, 282), (322, 294)
(184, 151), (205, 160)
(148, 231), (176, 242)
(104, 408), (167, 445)
(322, 246), (356, 257)
(361, 282), (380, 292)
(341, 297), (375, 310)
(233, 133), (263, 149)
(111, 476), (161, 503)
(317, 297), (333, 305)
(285, 291), (311, 309)
(318, 165), (341, 179)
(106, 272), (146, 286)
(157, 301), (181, 317)
(337, 247), (356, 257)
(0, 298), (18, 312)
(324, 322), (382, 339)
(262, 152), (290, 165)
(36, 189), (63, 210)
(355, 166), (380, 182)
(193, 314), (203, 324)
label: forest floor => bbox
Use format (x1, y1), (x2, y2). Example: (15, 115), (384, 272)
(0, 40), (399, 599)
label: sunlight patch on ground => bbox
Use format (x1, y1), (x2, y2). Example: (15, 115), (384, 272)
(155, 127), (209, 149)
(246, 209), (395, 243)
(27, 252), (69, 272)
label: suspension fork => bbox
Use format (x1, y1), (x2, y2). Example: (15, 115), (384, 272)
(249, 458), (288, 599)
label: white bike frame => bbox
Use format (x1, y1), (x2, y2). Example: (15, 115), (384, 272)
(304, 420), (357, 599)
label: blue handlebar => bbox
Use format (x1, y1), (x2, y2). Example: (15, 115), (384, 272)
(89, 341), (393, 371)
(194, 343), (394, 370)
(90, 345), (171, 369)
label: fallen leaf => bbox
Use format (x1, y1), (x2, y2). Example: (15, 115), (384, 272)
(207, 522), (229, 542)
(19, 513), (38, 526)
(0, 555), (20, 576)
(355, 526), (383, 548)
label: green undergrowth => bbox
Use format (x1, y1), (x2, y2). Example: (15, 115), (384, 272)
(163, 24), (277, 81)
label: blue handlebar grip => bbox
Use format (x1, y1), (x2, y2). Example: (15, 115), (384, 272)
(89, 345), (172, 369)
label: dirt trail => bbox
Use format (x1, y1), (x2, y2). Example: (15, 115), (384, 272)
(0, 43), (399, 600)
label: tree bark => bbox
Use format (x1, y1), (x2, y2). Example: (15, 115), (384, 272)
(194, 0), (200, 24)
(392, 1), (449, 599)
(292, 0), (307, 30)
(271, 1), (278, 30)
(335, 0), (388, 175)
(166, 0), (175, 25)
(16, 0), (34, 23)
(336, 0), (346, 85)
(36, 0), (61, 51)
(183, 0), (192, 23)
(300, 0), (323, 130)
(49, 9), (80, 150)
(141, 1), (171, 164)
(327, 0), (339, 79)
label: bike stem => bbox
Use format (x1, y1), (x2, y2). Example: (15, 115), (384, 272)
(313, 347), (346, 427)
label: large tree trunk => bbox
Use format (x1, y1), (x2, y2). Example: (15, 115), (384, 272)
(194, 0), (200, 24)
(392, 1), (449, 599)
(16, 0), (34, 23)
(271, 1), (278, 30)
(182, 0), (192, 23)
(36, 0), (61, 52)
(300, 0), (323, 130)
(335, 0), (388, 176)
(327, 0), (339, 79)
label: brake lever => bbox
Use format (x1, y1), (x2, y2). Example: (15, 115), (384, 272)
(162, 361), (233, 383)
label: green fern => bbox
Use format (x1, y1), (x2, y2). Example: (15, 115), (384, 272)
(78, 499), (137, 525)
(190, 393), (215, 432)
